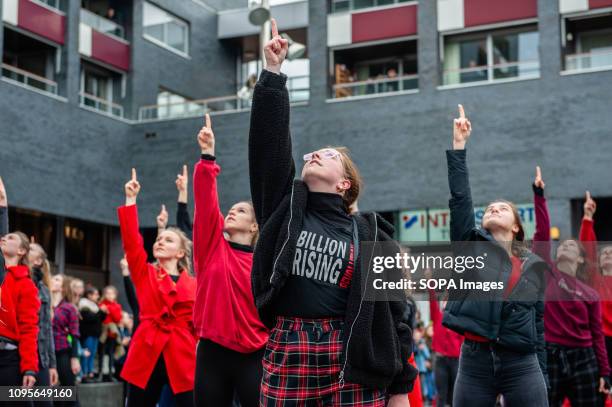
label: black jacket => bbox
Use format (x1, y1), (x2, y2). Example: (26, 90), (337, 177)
(0, 206), (7, 285)
(248, 69), (417, 394)
(176, 202), (193, 240)
(442, 149), (550, 385)
(79, 301), (106, 339)
(123, 275), (140, 331)
(32, 269), (56, 370)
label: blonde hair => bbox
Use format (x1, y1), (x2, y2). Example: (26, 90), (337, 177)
(327, 146), (362, 213)
(30, 243), (51, 288)
(239, 200), (259, 247)
(160, 227), (193, 275)
(12, 231), (31, 266)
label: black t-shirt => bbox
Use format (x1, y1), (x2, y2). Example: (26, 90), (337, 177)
(275, 192), (355, 318)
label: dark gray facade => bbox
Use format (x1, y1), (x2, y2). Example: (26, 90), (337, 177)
(1, 0), (611, 239)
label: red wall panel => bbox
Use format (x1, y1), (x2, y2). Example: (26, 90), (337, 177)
(91, 30), (130, 71)
(351, 5), (417, 44)
(464, 0), (537, 27)
(589, 0), (612, 9)
(18, 0), (65, 45)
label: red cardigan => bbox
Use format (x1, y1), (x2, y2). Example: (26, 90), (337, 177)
(192, 157), (268, 353)
(428, 289), (463, 358)
(0, 265), (40, 373)
(118, 204), (197, 393)
(99, 299), (122, 325)
(580, 218), (612, 338)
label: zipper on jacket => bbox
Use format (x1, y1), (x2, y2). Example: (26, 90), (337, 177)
(270, 183), (295, 284)
(338, 215), (378, 388)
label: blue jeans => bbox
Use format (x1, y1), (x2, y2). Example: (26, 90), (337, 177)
(453, 340), (548, 407)
(81, 336), (99, 375)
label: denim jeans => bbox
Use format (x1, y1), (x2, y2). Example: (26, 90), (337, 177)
(81, 336), (99, 375)
(453, 340), (548, 407)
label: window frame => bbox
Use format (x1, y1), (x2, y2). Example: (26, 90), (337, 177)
(561, 10), (612, 75)
(143, 2), (191, 58)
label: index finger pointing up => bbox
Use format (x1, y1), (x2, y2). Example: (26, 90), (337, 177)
(182, 164), (188, 177)
(458, 104), (466, 119)
(205, 113), (211, 129)
(586, 190), (592, 201)
(536, 166), (542, 179)
(131, 168), (137, 181)
(271, 18), (279, 38)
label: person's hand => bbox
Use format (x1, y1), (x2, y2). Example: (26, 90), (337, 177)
(176, 165), (188, 204)
(70, 357), (81, 375)
(100, 304), (109, 313)
(83, 348), (91, 358)
(584, 191), (596, 221)
(197, 114), (215, 156)
(263, 18), (288, 74)
(598, 376), (610, 393)
(49, 368), (59, 386)
(121, 337), (131, 346)
(387, 394), (410, 407)
(125, 168), (141, 206)
(119, 257), (130, 277)
(22, 374), (36, 388)
(0, 176), (7, 207)
(534, 166), (545, 189)
(453, 104), (472, 150)
(156, 204), (168, 230)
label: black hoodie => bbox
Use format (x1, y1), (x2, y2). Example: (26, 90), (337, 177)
(248, 69), (417, 394)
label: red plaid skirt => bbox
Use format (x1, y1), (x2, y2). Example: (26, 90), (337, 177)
(260, 316), (386, 406)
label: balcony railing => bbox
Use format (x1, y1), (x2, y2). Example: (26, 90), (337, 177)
(139, 76), (310, 121)
(565, 49), (612, 73)
(80, 8), (125, 39)
(330, 0), (413, 13)
(442, 60), (540, 86)
(332, 74), (418, 98)
(80, 92), (124, 118)
(1, 63), (58, 95)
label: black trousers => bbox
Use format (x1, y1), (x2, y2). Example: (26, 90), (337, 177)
(126, 356), (194, 407)
(434, 354), (459, 407)
(32, 364), (52, 407)
(194, 339), (265, 407)
(55, 350), (79, 407)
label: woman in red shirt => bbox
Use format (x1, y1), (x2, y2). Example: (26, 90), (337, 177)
(192, 114), (268, 407)
(0, 230), (40, 388)
(118, 168), (196, 407)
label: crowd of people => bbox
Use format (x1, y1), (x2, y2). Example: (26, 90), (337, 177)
(1, 17), (612, 407)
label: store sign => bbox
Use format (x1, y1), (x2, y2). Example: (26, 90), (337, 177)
(399, 204), (536, 243)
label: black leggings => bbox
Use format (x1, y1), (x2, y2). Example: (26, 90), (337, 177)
(127, 356), (194, 407)
(55, 349), (79, 407)
(0, 349), (21, 386)
(194, 339), (264, 407)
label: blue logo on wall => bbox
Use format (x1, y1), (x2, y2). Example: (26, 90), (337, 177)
(403, 214), (418, 229)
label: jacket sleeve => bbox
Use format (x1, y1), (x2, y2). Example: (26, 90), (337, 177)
(446, 149), (475, 242)
(68, 306), (80, 358)
(17, 279), (41, 373)
(176, 202), (193, 240)
(123, 276), (139, 317)
(109, 302), (122, 323)
(589, 299), (611, 377)
(193, 156), (226, 273)
(248, 69), (296, 226)
(428, 289), (441, 326)
(117, 205), (150, 287)
(579, 217), (599, 286)
(535, 298), (549, 389)
(48, 321), (56, 369)
(532, 185), (553, 268)
(388, 300), (419, 394)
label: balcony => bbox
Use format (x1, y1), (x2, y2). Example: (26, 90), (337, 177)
(80, 92), (123, 118)
(79, 8), (130, 71)
(2, 0), (66, 45)
(565, 49), (612, 73)
(442, 60), (540, 86)
(562, 13), (612, 75)
(332, 74), (418, 99)
(2, 63), (58, 95)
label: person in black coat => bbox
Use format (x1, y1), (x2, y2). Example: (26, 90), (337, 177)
(248, 18), (416, 407)
(0, 176), (7, 285)
(79, 286), (107, 382)
(442, 105), (550, 406)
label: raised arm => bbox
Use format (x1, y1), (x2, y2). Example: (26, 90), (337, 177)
(580, 191), (599, 285)
(531, 166), (553, 267)
(447, 105), (475, 242)
(120, 257), (140, 317)
(117, 169), (149, 285)
(248, 18), (295, 226)
(193, 114), (226, 271)
(0, 176), (7, 237)
(156, 204), (168, 237)
(175, 165), (193, 239)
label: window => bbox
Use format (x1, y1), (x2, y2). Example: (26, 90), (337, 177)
(80, 61), (123, 117)
(330, 0), (411, 13)
(64, 218), (105, 269)
(332, 40), (418, 98)
(156, 89), (201, 119)
(563, 14), (612, 73)
(8, 208), (57, 263)
(2, 28), (59, 95)
(442, 26), (539, 86)
(143, 2), (189, 55)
